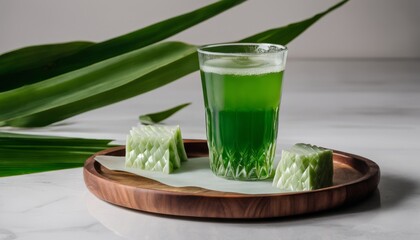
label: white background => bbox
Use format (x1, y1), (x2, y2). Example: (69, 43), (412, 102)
(1, 0), (420, 59)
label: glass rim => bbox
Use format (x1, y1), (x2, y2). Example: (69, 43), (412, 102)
(197, 42), (287, 57)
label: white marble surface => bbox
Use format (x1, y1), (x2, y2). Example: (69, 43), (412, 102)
(1, 59), (420, 239)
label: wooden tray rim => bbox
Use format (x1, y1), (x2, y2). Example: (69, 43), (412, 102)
(83, 139), (380, 218)
(84, 140), (380, 198)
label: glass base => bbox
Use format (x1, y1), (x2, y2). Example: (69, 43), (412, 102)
(208, 142), (275, 181)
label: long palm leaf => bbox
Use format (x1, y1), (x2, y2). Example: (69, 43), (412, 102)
(0, 132), (113, 177)
(0, 0), (348, 127)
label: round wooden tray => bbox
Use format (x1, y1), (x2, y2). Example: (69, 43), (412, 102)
(83, 139), (380, 219)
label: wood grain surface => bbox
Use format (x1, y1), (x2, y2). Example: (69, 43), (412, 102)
(83, 139), (380, 219)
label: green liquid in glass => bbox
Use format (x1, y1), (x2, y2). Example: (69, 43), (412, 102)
(201, 64), (283, 180)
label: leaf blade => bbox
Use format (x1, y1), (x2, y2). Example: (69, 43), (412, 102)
(0, 41), (197, 123)
(139, 103), (192, 125)
(0, 41), (95, 92)
(0, 41), (94, 75)
(0, 132), (113, 177)
(3, 51), (199, 127)
(240, 0), (349, 45)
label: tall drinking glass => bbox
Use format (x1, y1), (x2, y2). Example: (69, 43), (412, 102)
(198, 43), (288, 180)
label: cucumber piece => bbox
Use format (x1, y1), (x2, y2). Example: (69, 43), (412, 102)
(125, 125), (187, 174)
(273, 143), (333, 191)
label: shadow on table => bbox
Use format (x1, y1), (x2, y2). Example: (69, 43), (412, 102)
(375, 174), (419, 210)
(250, 174), (419, 224)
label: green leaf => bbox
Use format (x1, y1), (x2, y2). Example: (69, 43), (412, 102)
(1, 43), (199, 127)
(240, 0), (349, 44)
(0, 41), (197, 124)
(0, 41), (94, 75)
(0, 41), (95, 92)
(0, 0), (245, 92)
(0, 132), (113, 177)
(0, 131), (111, 146)
(0, 0), (348, 127)
(139, 102), (191, 125)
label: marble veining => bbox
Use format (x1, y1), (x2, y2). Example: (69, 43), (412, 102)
(0, 229), (16, 240)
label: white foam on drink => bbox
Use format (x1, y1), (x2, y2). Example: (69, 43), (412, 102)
(201, 58), (285, 75)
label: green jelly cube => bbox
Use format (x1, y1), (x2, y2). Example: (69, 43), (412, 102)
(273, 143), (333, 191)
(125, 125), (187, 174)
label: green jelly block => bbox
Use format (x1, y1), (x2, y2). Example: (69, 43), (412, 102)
(273, 143), (333, 191)
(125, 125), (187, 174)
